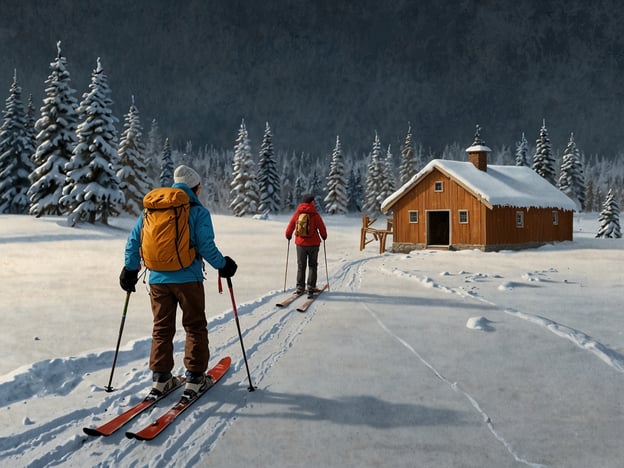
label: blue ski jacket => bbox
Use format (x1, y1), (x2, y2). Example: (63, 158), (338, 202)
(124, 183), (226, 284)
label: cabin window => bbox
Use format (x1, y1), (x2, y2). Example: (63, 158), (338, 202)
(408, 210), (419, 223)
(434, 181), (444, 192)
(552, 210), (559, 225)
(458, 210), (469, 224)
(515, 211), (524, 228)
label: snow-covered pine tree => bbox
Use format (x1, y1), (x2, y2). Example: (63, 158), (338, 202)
(595, 186), (603, 214)
(117, 96), (152, 216)
(308, 169), (324, 212)
(585, 178), (595, 212)
(281, 170), (294, 211)
(60, 58), (122, 226)
(293, 175), (305, 206)
(229, 119), (260, 216)
(382, 144), (397, 201)
(0, 71), (35, 214)
(346, 168), (363, 212)
(145, 119), (162, 183)
(29, 42), (79, 217)
(557, 133), (586, 211)
(515, 132), (529, 166)
(362, 132), (387, 215)
(296, 152), (306, 181)
(257, 122), (280, 214)
(532, 120), (556, 185)
(595, 188), (621, 238)
(159, 137), (174, 187)
(25, 95), (37, 154)
(323, 135), (348, 214)
(399, 124), (417, 184)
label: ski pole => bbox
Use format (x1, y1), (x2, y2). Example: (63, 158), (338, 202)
(283, 239), (290, 292)
(105, 291), (131, 392)
(220, 276), (256, 392)
(323, 239), (330, 292)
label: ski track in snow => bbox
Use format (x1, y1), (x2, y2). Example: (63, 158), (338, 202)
(1, 254), (620, 466)
(0, 286), (323, 467)
(380, 265), (624, 374)
(364, 305), (544, 468)
(339, 258), (543, 467)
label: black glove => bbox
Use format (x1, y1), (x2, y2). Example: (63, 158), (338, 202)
(119, 267), (139, 292)
(218, 256), (238, 278)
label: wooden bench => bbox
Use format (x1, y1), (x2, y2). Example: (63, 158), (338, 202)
(360, 215), (393, 254)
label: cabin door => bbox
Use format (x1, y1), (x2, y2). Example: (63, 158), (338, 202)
(427, 210), (450, 246)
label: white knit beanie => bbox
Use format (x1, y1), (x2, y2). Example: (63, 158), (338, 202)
(173, 165), (201, 188)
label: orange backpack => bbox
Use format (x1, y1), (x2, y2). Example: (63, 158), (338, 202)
(295, 212), (310, 237)
(140, 188), (196, 271)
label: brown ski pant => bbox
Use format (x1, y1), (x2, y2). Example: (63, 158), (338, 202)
(148, 282), (209, 375)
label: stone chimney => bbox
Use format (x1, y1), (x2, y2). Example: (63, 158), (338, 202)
(464, 124), (492, 172)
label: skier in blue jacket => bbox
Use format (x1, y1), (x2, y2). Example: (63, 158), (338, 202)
(119, 165), (237, 398)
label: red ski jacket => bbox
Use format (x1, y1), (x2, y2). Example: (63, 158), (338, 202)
(285, 201), (328, 247)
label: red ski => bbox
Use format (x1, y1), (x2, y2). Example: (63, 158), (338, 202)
(83, 376), (186, 437)
(276, 290), (304, 307)
(125, 356), (231, 441)
(296, 284), (328, 312)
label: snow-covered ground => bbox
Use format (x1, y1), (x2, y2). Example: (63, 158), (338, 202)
(0, 212), (622, 467)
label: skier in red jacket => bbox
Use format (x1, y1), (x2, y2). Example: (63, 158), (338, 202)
(285, 194), (328, 297)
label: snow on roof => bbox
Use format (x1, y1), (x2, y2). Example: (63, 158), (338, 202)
(465, 144), (492, 153)
(381, 159), (578, 212)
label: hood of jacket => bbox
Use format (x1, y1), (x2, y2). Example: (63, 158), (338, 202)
(173, 182), (202, 206)
(296, 201), (317, 213)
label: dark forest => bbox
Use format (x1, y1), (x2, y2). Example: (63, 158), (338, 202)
(2, 0), (624, 158)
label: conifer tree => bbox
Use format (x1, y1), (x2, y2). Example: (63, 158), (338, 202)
(532, 120), (556, 185)
(323, 135), (348, 214)
(595, 186), (604, 214)
(585, 177), (595, 212)
(515, 132), (529, 166)
(308, 169), (324, 212)
(145, 118), (162, 183)
(346, 168), (363, 212)
(159, 137), (174, 186)
(229, 119), (260, 216)
(25, 95), (37, 155)
(595, 188), (621, 238)
(362, 132), (386, 215)
(399, 124), (417, 184)
(61, 58), (122, 226)
(557, 133), (586, 211)
(0, 72), (35, 214)
(257, 122), (280, 214)
(117, 96), (152, 216)
(281, 170), (294, 211)
(382, 144), (396, 201)
(29, 42), (79, 217)
(293, 175), (305, 206)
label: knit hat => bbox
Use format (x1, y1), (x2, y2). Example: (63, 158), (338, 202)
(302, 193), (315, 203)
(173, 165), (201, 188)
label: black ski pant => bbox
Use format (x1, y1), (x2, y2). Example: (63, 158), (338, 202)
(296, 244), (319, 292)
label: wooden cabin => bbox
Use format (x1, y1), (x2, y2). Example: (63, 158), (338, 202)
(380, 142), (577, 252)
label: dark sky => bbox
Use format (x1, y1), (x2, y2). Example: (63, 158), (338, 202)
(2, 0), (624, 158)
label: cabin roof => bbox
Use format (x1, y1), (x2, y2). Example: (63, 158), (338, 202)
(381, 159), (578, 212)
